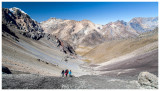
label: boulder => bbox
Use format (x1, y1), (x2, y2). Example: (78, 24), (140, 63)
(2, 66), (12, 74)
(138, 72), (158, 89)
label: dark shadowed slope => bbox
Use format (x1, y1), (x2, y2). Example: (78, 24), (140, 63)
(95, 49), (158, 77)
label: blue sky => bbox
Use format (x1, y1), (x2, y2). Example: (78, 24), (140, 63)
(2, 2), (158, 25)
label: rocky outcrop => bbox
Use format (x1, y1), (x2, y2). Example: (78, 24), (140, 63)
(45, 34), (76, 55)
(21, 31), (45, 40)
(2, 8), (19, 28)
(2, 66), (12, 74)
(2, 8), (44, 40)
(138, 72), (158, 89)
(61, 40), (76, 55)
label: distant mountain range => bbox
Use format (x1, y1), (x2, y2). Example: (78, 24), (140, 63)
(41, 17), (158, 47)
(3, 7), (158, 47)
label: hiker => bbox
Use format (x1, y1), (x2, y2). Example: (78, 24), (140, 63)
(69, 70), (72, 77)
(65, 69), (68, 77)
(61, 70), (64, 77)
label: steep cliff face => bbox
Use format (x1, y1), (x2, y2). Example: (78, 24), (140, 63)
(2, 7), (44, 40)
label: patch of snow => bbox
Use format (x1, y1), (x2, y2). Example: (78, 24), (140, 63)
(9, 7), (27, 15)
(95, 24), (103, 30)
(32, 19), (36, 22)
(110, 24), (116, 28)
(84, 29), (90, 35)
(9, 8), (14, 13)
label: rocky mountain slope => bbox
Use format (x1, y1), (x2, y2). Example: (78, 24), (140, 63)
(2, 24), (89, 76)
(129, 17), (158, 33)
(40, 18), (105, 47)
(2, 7), (89, 77)
(82, 28), (158, 63)
(2, 7), (76, 55)
(79, 27), (158, 77)
(2, 7), (44, 40)
(101, 20), (138, 39)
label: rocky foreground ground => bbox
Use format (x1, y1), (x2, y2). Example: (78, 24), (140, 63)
(2, 72), (158, 89)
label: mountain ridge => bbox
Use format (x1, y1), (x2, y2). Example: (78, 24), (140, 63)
(3, 7), (158, 48)
(40, 16), (158, 47)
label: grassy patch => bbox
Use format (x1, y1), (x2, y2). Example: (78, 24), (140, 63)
(84, 33), (158, 64)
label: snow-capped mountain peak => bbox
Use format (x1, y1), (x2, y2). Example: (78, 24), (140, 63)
(9, 7), (27, 15)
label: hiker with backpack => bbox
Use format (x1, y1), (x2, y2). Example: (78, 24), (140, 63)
(61, 70), (64, 77)
(65, 69), (69, 77)
(69, 70), (72, 77)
